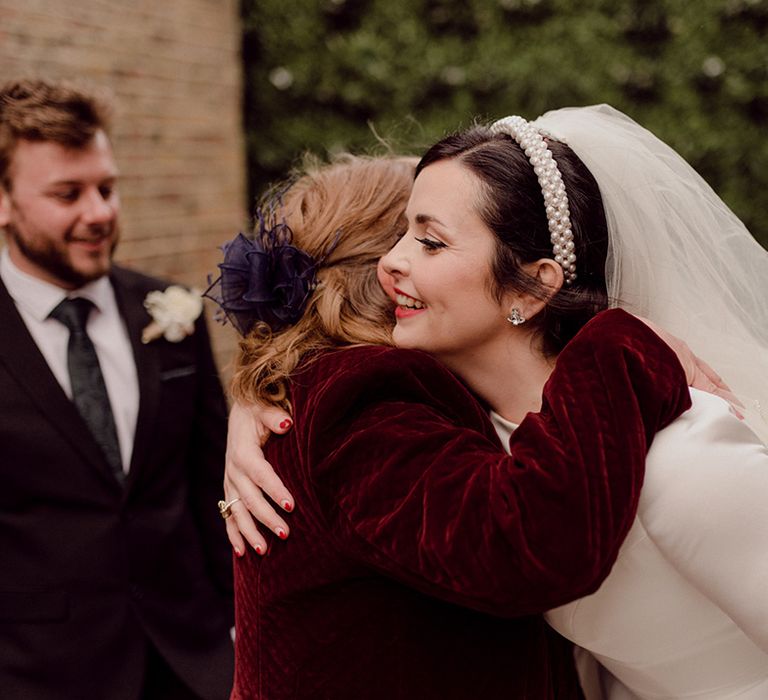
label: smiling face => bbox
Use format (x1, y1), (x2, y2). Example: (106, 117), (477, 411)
(379, 159), (515, 369)
(0, 130), (120, 289)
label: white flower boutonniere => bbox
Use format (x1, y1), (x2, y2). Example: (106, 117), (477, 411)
(142, 285), (204, 344)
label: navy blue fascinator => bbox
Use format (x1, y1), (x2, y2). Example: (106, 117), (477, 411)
(205, 212), (336, 335)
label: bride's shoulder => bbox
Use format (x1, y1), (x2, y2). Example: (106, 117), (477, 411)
(635, 390), (768, 635)
(639, 388), (768, 535)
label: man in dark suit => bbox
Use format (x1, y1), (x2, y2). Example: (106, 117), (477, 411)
(0, 79), (234, 699)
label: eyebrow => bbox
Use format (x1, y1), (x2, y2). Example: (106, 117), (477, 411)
(414, 213), (446, 227)
(47, 175), (118, 187)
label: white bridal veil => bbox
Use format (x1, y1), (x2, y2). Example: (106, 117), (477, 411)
(534, 104), (768, 442)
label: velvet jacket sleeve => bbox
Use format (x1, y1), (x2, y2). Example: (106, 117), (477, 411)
(293, 309), (691, 617)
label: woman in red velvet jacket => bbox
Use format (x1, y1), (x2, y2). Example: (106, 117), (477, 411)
(208, 154), (692, 699)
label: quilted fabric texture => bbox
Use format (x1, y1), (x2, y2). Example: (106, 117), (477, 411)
(232, 309), (690, 699)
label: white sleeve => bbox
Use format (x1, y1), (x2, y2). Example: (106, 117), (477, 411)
(641, 389), (768, 653)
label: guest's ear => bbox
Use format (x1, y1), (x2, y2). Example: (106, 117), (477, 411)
(0, 186), (10, 228)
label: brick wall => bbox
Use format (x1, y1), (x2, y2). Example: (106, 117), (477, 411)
(0, 0), (246, 372)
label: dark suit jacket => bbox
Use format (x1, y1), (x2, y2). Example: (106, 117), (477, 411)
(0, 266), (234, 700)
(231, 310), (691, 699)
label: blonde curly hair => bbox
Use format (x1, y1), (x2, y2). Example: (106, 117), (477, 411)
(230, 154), (416, 407)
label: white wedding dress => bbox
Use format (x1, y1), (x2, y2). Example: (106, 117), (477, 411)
(495, 389), (768, 699)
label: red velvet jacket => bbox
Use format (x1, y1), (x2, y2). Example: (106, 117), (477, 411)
(232, 310), (691, 699)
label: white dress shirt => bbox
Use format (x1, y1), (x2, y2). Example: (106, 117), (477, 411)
(1, 247), (140, 472)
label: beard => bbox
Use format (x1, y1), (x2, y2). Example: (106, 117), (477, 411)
(5, 220), (118, 289)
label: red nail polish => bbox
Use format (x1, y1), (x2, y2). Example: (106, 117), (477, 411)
(279, 419), (292, 430)
(234, 547), (243, 558)
(276, 528), (288, 540)
(255, 545), (264, 555)
(282, 500), (293, 512)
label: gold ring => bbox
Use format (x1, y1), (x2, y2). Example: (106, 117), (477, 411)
(217, 498), (241, 520)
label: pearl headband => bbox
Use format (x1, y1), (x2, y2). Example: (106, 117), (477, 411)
(490, 116), (577, 284)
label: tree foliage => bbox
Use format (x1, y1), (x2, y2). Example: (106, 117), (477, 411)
(242, 0), (768, 247)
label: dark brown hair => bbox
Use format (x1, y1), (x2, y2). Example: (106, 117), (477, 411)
(416, 126), (610, 356)
(0, 78), (113, 188)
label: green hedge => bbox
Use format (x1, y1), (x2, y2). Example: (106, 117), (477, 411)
(242, 0), (768, 248)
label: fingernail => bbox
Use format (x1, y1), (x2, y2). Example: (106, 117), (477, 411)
(234, 547), (243, 558)
(279, 419), (292, 430)
(255, 545), (264, 556)
(282, 500), (293, 512)
(276, 527), (288, 540)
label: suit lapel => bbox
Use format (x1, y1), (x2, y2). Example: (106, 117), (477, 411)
(110, 267), (161, 490)
(0, 278), (120, 489)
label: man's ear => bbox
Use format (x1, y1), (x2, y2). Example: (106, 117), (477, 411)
(505, 258), (564, 321)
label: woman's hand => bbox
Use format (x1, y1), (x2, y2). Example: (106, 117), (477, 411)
(637, 317), (743, 416)
(223, 401), (295, 556)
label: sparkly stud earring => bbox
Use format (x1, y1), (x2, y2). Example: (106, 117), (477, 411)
(506, 308), (526, 326)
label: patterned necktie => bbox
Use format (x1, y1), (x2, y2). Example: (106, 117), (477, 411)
(49, 297), (125, 483)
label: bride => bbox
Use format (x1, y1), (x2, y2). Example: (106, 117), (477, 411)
(520, 105), (768, 699)
(222, 105), (768, 698)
